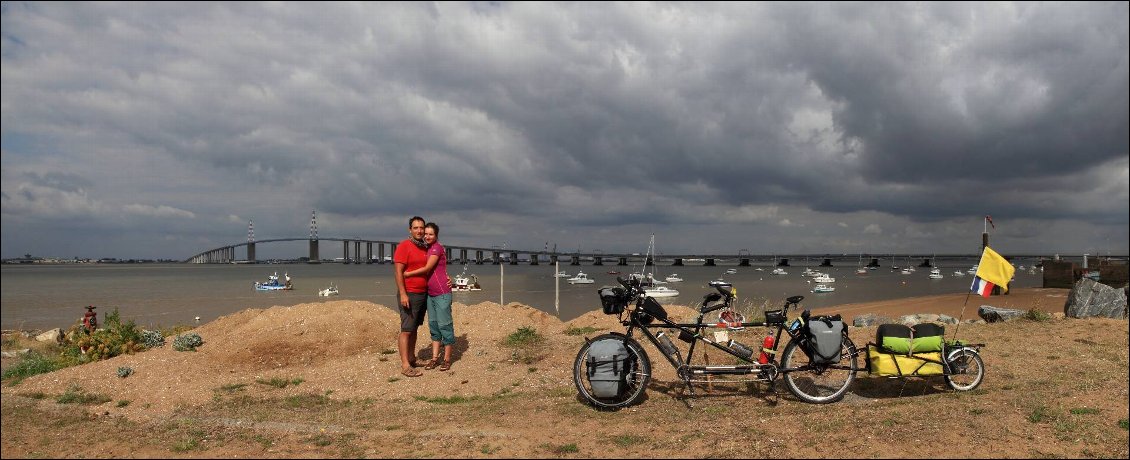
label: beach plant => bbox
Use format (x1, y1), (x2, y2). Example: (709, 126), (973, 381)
(1, 350), (76, 384)
(1024, 308), (1052, 322)
(563, 326), (600, 336)
(503, 326), (544, 347)
(141, 330), (165, 348)
(117, 366), (134, 378)
(502, 326), (546, 364)
(172, 332), (203, 351)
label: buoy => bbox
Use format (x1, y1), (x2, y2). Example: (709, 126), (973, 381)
(194, 316), (201, 322)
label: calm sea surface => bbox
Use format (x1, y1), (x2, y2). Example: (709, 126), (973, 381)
(1, 257), (1047, 331)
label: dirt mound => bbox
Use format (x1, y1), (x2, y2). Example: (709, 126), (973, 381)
(196, 301), (400, 370)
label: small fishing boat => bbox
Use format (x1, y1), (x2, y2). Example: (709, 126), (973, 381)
(255, 272), (293, 291)
(452, 267), (483, 291)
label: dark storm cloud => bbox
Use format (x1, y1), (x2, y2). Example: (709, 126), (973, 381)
(2, 2), (1126, 259)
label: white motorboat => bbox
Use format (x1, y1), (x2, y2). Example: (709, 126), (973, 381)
(928, 268), (943, 279)
(567, 272), (595, 284)
(644, 286), (680, 298)
(708, 278), (731, 287)
(664, 274), (683, 282)
(554, 271), (571, 278)
(724, 268), (737, 275)
(856, 267), (868, 275)
(318, 283), (339, 297)
(770, 268), (788, 276)
(813, 274), (836, 283)
(952, 270), (965, 277)
(811, 284), (835, 293)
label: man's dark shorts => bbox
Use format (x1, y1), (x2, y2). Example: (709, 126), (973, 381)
(400, 292), (428, 332)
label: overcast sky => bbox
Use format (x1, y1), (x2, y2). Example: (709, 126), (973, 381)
(2, 2), (1127, 260)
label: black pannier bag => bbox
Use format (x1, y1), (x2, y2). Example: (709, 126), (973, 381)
(585, 337), (637, 399)
(598, 286), (629, 315)
(807, 314), (846, 364)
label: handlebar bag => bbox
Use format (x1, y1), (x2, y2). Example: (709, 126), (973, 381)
(586, 337), (637, 399)
(598, 286), (629, 315)
(807, 314), (845, 364)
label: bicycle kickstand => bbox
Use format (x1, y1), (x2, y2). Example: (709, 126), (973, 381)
(679, 368), (696, 408)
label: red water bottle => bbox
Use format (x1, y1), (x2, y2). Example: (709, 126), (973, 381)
(758, 334), (775, 364)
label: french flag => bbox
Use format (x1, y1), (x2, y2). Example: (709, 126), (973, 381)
(971, 276), (995, 298)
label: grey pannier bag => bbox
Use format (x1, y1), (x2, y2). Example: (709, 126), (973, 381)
(585, 337), (636, 399)
(807, 314), (846, 364)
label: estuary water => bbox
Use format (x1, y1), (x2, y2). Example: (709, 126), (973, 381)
(1, 257), (1047, 331)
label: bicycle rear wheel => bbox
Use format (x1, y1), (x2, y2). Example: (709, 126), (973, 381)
(572, 334), (652, 410)
(944, 347), (984, 391)
(781, 336), (858, 404)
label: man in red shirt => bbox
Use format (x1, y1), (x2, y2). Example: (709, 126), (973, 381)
(393, 216), (430, 377)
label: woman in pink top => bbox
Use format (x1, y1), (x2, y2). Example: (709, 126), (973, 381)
(403, 222), (455, 371)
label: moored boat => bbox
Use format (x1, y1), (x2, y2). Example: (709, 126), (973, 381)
(811, 283), (835, 293)
(318, 283), (339, 296)
(255, 272), (293, 291)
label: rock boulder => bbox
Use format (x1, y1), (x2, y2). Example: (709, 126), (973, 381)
(1064, 278), (1128, 319)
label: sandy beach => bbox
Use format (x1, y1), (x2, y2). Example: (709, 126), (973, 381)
(829, 286), (1071, 323)
(4, 285), (1126, 459)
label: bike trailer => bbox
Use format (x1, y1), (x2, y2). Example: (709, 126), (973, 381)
(585, 337), (637, 399)
(868, 323), (945, 376)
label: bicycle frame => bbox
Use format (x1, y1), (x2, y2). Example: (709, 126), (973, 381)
(620, 294), (808, 381)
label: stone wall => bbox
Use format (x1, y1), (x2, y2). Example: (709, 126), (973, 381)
(1042, 259), (1129, 289)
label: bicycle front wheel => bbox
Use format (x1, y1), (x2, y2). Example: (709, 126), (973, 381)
(944, 347), (985, 391)
(781, 336), (858, 404)
(572, 334), (652, 410)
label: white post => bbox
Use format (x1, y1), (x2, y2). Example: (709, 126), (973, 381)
(555, 260), (560, 317)
(500, 262), (504, 306)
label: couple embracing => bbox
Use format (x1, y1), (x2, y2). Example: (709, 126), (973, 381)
(392, 216), (455, 377)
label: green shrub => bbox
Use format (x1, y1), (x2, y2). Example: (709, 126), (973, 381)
(173, 333), (203, 352)
(141, 330), (165, 348)
(563, 326), (599, 336)
(117, 366), (134, 378)
(1, 351), (77, 384)
(1024, 308), (1052, 322)
(503, 326), (544, 347)
(62, 308), (146, 361)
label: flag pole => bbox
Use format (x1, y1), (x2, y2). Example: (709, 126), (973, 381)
(952, 289), (973, 343)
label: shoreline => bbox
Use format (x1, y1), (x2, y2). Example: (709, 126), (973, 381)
(828, 287), (1070, 323)
(2, 287), (1071, 336)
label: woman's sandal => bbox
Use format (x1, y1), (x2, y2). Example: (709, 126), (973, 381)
(401, 367), (422, 377)
(438, 360), (451, 372)
(423, 358), (441, 370)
